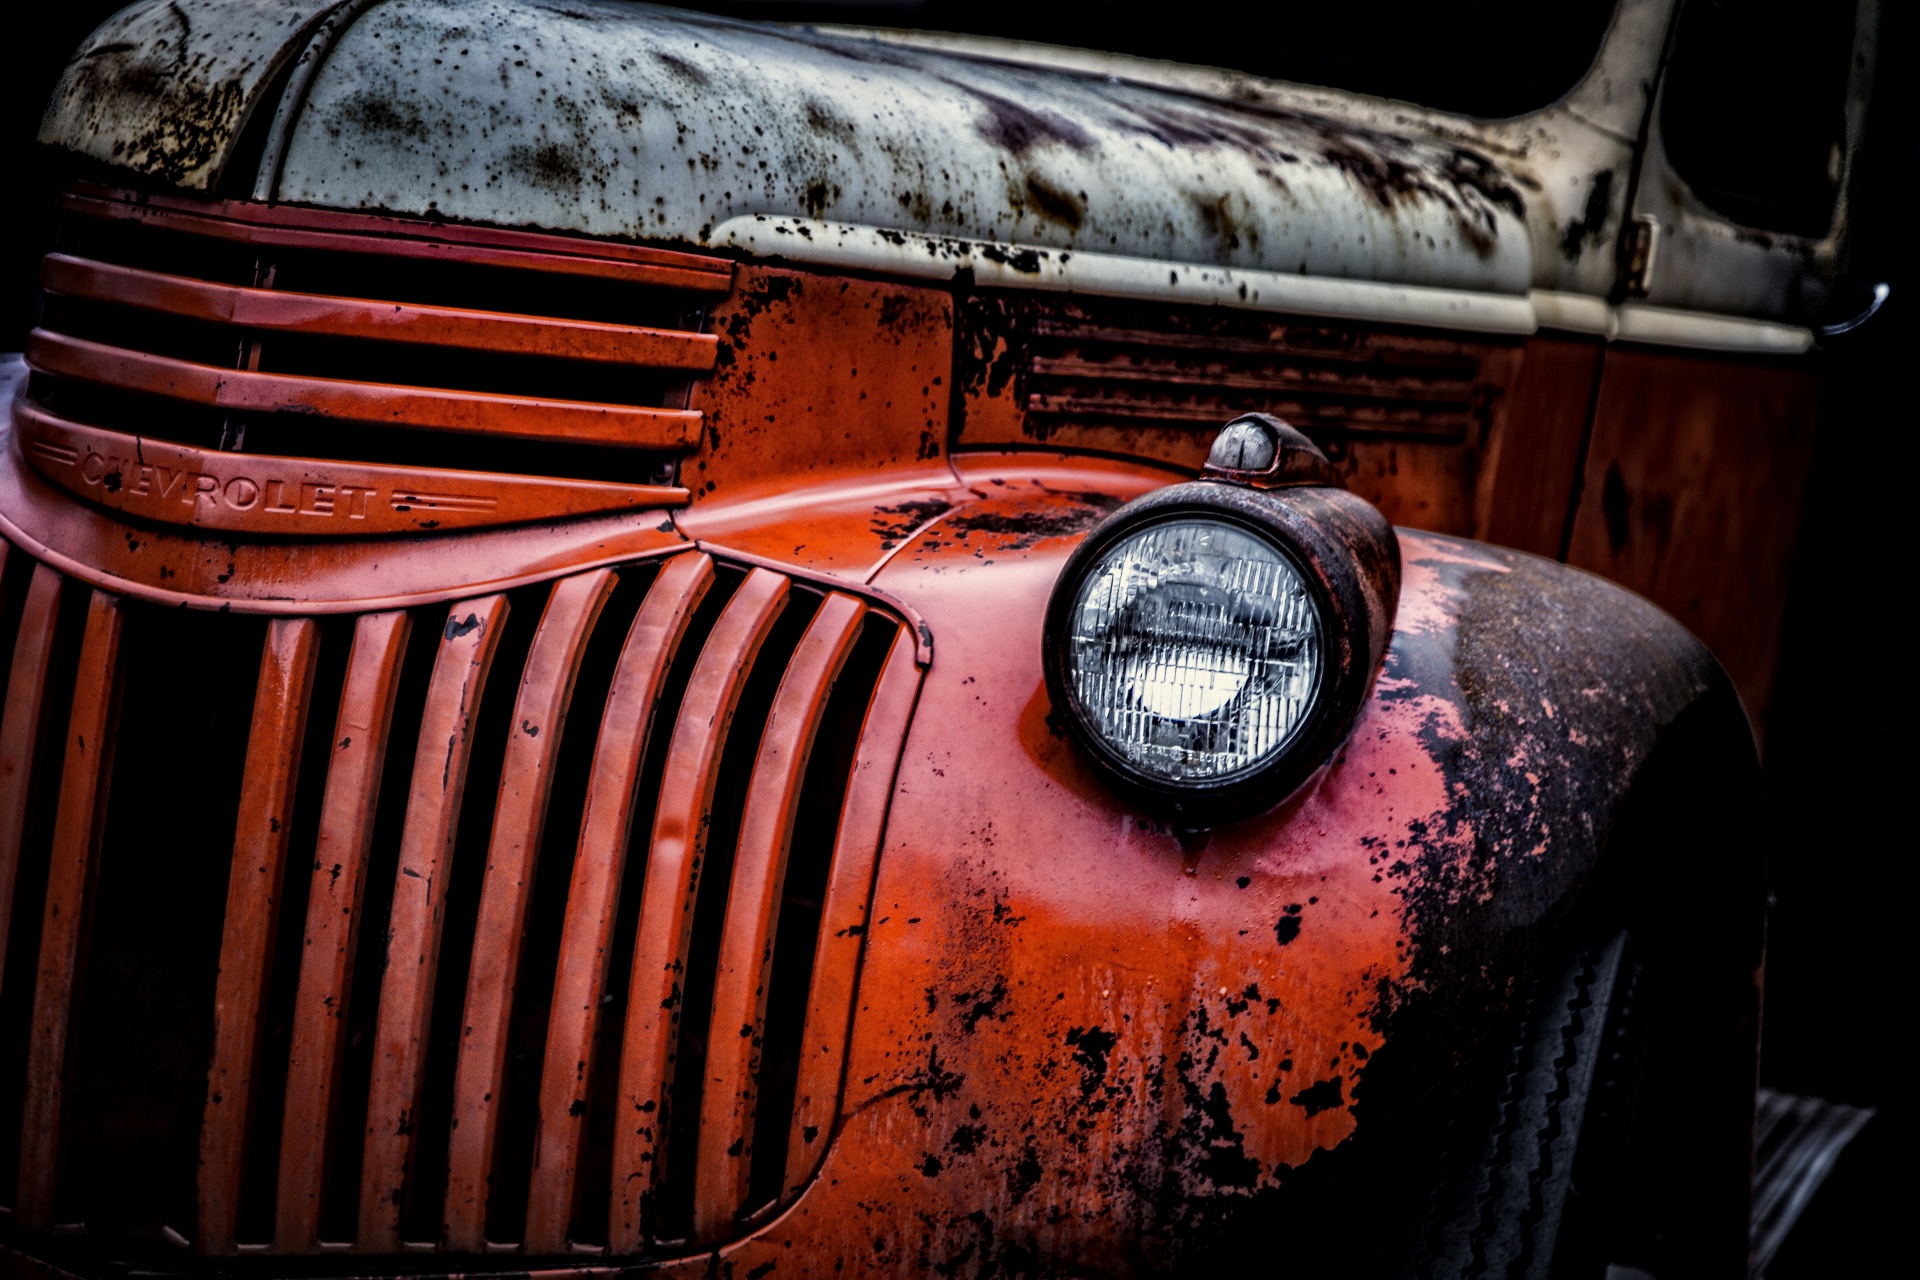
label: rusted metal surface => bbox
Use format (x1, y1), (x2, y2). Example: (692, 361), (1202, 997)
(34, 0), (344, 190)
(55, 186), (737, 292)
(357, 595), (510, 1251)
(251, 0), (387, 204)
(0, 443), (1761, 1272)
(16, 187), (722, 541)
(524, 553), (716, 1253)
(1566, 349), (1822, 736)
(15, 590), (122, 1230)
(959, 295), (1520, 443)
(782, 624), (923, 1199)
(952, 291), (1529, 537)
(0, 563), (63, 988)
(0, 544), (923, 1260)
(1471, 336), (1605, 557)
(275, 610), (412, 1250)
(612, 567), (790, 1252)
(199, 617), (322, 1255)
(40, 255), (721, 371)
(691, 454), (1755, 1277)
(444, 570), (617, 1249)
(0, 0), (1818, 1254)
(675, 267), (968, 582)
(24, 330), (703, 452)
(0, 417), (687, 614)
(15, 405), (688, 537)
(714, 217), (1540, 336)
(694, 591), (866, 1240)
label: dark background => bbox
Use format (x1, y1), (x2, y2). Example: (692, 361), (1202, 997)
(1, 2), (1910, 1269)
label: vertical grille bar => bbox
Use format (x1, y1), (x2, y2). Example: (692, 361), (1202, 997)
(783, 626), (923, 1197)
(274, 611), (412, 1250)
(0, 565), (64, 989)
(0, 552), (921, 1250)
(358, 596), (510, 1252)
(609, 568), (790, 1254)
(523, 554), (715, 1253)
(199, 618), (322, 1254)
(15, 589), (123, 1228)
(444, 570), (617, 1250)
(692, 594), (867, 1241)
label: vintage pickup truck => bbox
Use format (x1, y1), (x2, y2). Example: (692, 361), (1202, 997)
(0, 0), (1880, 1277)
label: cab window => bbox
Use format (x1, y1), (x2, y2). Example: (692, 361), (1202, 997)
(1660, 0), (1860, 238)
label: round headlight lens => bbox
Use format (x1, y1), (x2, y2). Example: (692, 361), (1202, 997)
(1064, 517), (1322, 784)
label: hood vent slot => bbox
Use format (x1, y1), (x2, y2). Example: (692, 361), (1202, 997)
(960, 293), (1508, 448)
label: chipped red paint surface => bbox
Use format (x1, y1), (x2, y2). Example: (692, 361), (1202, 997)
(662, 458), (1729, 1275)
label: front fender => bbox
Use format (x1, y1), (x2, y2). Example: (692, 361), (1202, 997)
(714, 452), (1756, 1277)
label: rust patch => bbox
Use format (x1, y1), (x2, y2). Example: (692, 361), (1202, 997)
(506, 142), (587, 193)
(1022, 173), (1086, 231)
(651, 48), (710, 86)
(871, 498), (955, 552)
(1560, 169), (1616, 262)
(913, 490), (1123, 555)
(48, 2), (249, 186)
(329, 88), (429, 144)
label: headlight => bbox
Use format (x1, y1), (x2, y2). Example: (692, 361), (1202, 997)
(1064, 518), (1323, 783)
(1043, 416), (1399, 822)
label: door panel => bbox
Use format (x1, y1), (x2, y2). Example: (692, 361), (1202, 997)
(1566, 349), (1820, 735)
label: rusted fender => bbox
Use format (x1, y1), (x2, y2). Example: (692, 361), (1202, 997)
(695, 457), (1742, 1277)
(34, 0), (346, 190)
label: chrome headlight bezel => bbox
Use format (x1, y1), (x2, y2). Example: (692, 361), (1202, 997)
(1042, 477), (1399, 823)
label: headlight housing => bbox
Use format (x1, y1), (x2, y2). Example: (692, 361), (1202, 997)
(1042, 417), (1399, 822)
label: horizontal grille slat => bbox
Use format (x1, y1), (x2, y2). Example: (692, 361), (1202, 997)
(13, 403), (686, 536)
(1026, 353), (1480, 401)
(1025, 391), (1480, 437)
(22, 187), (736, 533)
(42, 256), (721, 372)
(26, 331), (704, 452)
(0, 546), (921, 1263)
(56, 191), (736, 295)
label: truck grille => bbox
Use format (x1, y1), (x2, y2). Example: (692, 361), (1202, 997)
(17, 187), (732, 535)
(0, 542), (920, 1262)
